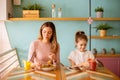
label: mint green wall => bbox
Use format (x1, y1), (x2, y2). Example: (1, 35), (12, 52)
(13, 0), (120, 18)
(6, 0), (120, 66)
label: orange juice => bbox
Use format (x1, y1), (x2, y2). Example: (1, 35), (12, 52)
(24, 74), (31, 80)
(23, 60), (31, 71)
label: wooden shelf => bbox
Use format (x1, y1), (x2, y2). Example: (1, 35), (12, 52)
(92, 18), (120, 21)
(96, 54), (120, 57)
(90, 36), (120, 39)
(9, 17), (120, 21)
(9, 18), (88, 21)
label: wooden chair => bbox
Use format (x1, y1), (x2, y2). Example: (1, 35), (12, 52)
(0, 48), (20, 79)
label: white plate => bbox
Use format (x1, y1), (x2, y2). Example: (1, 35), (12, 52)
(41, 67), (55, 71)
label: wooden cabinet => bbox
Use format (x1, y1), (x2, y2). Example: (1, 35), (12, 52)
(97, 56), (120, 77)
(0, 0), (12, 20)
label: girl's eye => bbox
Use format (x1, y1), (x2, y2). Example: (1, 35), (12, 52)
(80, 44), (86, 46)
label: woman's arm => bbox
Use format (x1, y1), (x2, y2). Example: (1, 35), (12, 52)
(28, 41), (35, 62)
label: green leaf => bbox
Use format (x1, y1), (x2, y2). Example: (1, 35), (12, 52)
(93, 23), (113, 32)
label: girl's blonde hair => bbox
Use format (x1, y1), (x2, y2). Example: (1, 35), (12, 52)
(38, 22), (58, 54)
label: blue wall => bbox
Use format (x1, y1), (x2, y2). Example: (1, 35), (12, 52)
(5, 0), (120, 66)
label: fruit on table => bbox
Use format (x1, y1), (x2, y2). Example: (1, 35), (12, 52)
(47, 60), (52, 65)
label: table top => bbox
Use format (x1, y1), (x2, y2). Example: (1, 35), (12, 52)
(2, 64), (120, 80)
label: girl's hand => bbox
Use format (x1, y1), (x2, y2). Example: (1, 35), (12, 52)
(82, 62), (89, 68)
(78, 62), (89, 68)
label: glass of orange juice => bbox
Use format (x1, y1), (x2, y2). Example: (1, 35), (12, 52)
(23, 60), (31, 71)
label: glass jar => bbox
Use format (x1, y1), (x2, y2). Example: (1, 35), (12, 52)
(58, 8), (62, 18)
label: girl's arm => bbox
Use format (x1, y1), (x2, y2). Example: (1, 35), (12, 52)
(68, 59), (76, 67)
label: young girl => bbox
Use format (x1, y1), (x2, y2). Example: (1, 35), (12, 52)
(28, 22), (60, 70)
(68, 31), (95, 68)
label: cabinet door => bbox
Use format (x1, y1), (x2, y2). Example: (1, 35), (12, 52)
(97, 57), (120, 77)
(0, 0), (12, 20)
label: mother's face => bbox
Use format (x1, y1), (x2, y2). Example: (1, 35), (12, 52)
(42, 26), (53, 41)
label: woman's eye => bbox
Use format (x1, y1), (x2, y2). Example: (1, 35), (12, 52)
(43, 31), (46, 33)
(48, 31), (52, 34)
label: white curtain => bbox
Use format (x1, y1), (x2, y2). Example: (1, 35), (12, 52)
(0, 21), (11, 53)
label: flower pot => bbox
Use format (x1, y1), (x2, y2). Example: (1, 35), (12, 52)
(23, 10), (40, 18)
(99, 30), (106, 37)
(96, 12), (103, 18)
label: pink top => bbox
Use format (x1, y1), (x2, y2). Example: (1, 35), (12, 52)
(28, 39), (60, 64)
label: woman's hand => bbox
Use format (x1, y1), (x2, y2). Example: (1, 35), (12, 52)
(31, 62), (41, 70)
(49, 53), (56, 60)
(35, 63), (42, 70)
(33, 58), (42, 70)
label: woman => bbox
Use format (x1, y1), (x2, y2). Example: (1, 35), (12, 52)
(28, 22), (60, 69)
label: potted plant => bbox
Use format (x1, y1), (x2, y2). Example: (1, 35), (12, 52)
(22, 3), (43, 18)
(94, 23), (113, 37)
(95, 7), (104, 18)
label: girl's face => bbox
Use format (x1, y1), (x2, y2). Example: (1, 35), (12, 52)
(42, 26), (53, 41)
(76, 39), (87, 52)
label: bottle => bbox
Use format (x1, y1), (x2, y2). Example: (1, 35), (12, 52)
(92, 48), (97, 55)
(102, 48), (106, 54)
(52, 4), (56, 18)
(58, 8), (62, 18)
(92, 48), (97, 58)
(110, 48), (115, 54)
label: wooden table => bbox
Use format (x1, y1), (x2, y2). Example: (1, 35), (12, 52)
(2, 64), (63, 80)
(2, 64), (120, 80)
(61, 65), (120, 80)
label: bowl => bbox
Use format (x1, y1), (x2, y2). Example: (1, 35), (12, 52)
(41, 67), (55, 71)
(41, 64), (56, 71)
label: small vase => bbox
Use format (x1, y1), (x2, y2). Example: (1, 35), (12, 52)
(58, 8), (62, 18)
(96, 12), (103, 18)
(99, 30), (107, 37)
(52, 4), (56, 18)
(92, 48), (97, 55)
(92, 48), (97, 57)
(110, 48), (115, 54)
(102, 48), (106, 54)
